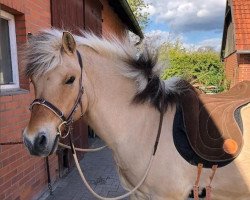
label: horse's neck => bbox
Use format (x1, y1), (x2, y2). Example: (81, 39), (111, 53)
(83, 50), (160, 167)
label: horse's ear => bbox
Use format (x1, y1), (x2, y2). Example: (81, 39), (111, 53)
(62, 31), (76, 55)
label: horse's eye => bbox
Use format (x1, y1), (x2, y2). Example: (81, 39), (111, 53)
(65, 76), (75, 85)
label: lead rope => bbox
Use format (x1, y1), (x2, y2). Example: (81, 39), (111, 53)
(68, 106), (164, 200)
(73, 147), (154, 200)
(45, 157), (53, 195)
(58, 142), (107, 152)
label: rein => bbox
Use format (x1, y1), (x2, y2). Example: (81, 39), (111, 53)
(29, 50), (166, 199)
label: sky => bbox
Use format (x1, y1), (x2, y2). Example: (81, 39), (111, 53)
(143, 0), (227, 51)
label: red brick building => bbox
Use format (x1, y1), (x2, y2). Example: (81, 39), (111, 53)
(221, 0), (250, 87)
(0, 1), (142, 199)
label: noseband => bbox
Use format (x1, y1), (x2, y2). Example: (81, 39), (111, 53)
(29, 50), (84, 139)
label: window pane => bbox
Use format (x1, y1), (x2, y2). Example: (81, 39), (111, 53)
(0, 18), (13, 85)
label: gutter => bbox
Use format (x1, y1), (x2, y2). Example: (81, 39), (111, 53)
(236, 50), (250, 54)
(118, 0), (144, 40)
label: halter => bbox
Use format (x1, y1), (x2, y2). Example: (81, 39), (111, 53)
(29, 50), (84, 139)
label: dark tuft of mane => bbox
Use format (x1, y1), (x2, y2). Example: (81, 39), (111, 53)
(129, 49), (158, 79)
(133, 77), (189, 112)
(126, 50), (188, 111)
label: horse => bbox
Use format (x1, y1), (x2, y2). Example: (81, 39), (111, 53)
(22, 29), (250, 200)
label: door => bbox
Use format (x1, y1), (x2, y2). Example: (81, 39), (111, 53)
(51, 0), (103, 171)
(51, 0), (84, 34)
(85, 0), (103, 36)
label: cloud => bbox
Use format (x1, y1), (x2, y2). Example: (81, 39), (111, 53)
(144, 30), (222, 51)
(141, 4), (156, 16)
(144, 0), (226, 32)
(145, 30), (170, 42)
(197, 38), (222, 51)
(181, 38), (222, 51)
(144, 30), (173, 48)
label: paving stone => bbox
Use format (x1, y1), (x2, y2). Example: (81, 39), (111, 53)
(40, 138), (195, 200)
(41, 138), (127, 200)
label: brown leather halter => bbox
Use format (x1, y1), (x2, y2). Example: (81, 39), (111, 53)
(29, 50), (84, 141)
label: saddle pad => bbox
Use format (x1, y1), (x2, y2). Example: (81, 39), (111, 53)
(180, 81), (250, 162)
(173, 107), (232, 168)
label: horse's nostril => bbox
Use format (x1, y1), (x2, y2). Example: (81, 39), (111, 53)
(38, 135), (47, 146)
(34, 133), (48, 151)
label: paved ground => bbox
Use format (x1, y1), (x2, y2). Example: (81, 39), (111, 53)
(39, 138), (195, 200)
(41, 138), (128, 200)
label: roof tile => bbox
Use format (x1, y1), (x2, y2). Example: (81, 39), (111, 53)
(233, 0), (250, 49)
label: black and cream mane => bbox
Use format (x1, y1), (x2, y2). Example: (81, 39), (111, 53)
(24, 29), (187, 111)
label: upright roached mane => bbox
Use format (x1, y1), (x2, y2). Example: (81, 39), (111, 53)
(24, 29), (186, 111)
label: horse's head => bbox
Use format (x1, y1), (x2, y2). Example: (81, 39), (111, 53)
(23, 31), (88, 156)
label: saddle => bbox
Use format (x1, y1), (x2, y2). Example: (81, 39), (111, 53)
(173, 81), (250, 168)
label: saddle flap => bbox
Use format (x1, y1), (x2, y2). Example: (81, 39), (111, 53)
(180, 81), (250, 162)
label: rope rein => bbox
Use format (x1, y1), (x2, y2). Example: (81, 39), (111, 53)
(73, 150), (154, 200)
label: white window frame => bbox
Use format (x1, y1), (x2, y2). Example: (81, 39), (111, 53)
(0, 10), (19, 90)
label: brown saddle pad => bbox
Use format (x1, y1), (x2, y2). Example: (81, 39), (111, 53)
(180, 81), (250, 162)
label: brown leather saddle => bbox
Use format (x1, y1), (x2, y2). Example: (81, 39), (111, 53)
(173, 81), (250, 167)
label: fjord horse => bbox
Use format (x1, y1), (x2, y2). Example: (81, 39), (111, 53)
(23, 30), (250, 200)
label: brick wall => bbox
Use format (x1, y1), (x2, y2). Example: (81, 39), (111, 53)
(224, 52), (250, 86)
(238, 64), (250, 81)
(238, 53), (250, 82)
(0, 1), (59, 200)
(224, 53), (238, 87)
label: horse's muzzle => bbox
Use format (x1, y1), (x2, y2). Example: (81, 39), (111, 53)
(23, 132), (52, 156)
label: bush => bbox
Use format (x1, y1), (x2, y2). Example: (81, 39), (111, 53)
(159, 43), (227, 92)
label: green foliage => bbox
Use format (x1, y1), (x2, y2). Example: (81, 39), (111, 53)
(160, 42), (227, 92)
(127, 0), (149, 30)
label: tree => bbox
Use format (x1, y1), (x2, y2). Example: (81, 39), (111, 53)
(127, 0), (150, 30)
(159, 41), (228, 92)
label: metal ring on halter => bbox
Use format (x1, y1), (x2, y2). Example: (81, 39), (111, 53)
(57, 121), (70, 139)
(59, 112), (64, 119)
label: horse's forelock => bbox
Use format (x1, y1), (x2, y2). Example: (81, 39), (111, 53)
(24, 30), (63, 77)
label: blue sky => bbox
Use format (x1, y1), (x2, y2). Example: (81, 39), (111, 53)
(143, 0), (227, 51)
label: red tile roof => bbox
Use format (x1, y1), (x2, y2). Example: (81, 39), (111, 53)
(232, 0), (250, 50)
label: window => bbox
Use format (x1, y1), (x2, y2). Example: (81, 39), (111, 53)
(0, 10), (19, 89)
